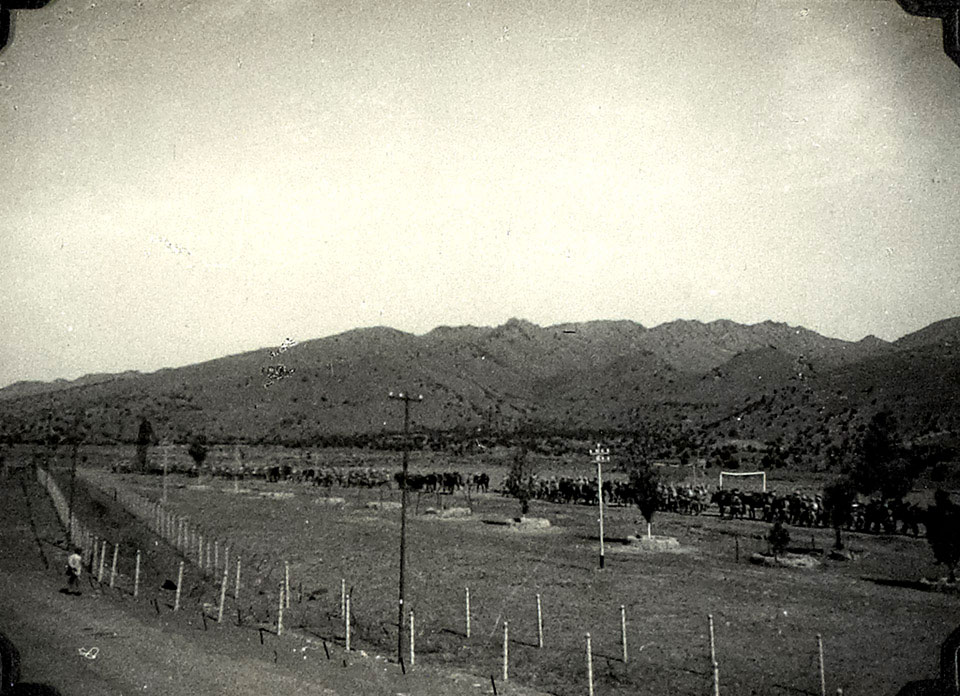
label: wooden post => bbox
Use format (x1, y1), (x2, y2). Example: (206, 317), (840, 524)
(198, 535), (203, 571)
(162, 446), (168, 505)
(586, 632), (594, 696)
(277, 582), (284, 636)
(109, 543), (119, 588)
(98, 540), (106, 583)
(91, 536), (98, 574)
(818, 634), (826, 696)
(621, 604), (628, 663)
(340, 578), (346, 617)
(591, 444), (609, 569)
(284, 561), (291, 609)
(502, 621), (509, 682)
(134, 550), (141, 598)
(345, 594), (351, 652)
(174, 561), (184, 611)
(409, 610), (415, 667)
(214, 540), (220, 574)
(465, 586), (471, 639)
(708, 614), (717, 664)
(956, 645), (960, 693)
(709, 614), (720, 696)
(536, 593), (543, 648)
(235, 557), (241, 601)
(217, 566), (228, 623)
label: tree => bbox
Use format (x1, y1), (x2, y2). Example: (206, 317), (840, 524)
(504, 444), (537, 517)
(627, 460), (661, 539)
(927, 490), (960, 583)
(767, 521), (791, 558)
(187, 434), (209, 469)
(822, 477), (857, 550)
(136, 417), (155, 473)
(849, 411), (916, 501)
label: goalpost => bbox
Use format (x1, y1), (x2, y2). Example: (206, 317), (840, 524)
(718, 471), (766, 492)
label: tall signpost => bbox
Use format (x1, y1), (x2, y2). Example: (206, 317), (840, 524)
(590, 444), (610, 569)
(388, 390), (422, 668)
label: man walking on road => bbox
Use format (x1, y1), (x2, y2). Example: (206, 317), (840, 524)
(64, 548), (83, 595)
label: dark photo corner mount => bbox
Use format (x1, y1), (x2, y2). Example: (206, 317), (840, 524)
(0, 0), (54, 54)
(897, 0), (960, 68)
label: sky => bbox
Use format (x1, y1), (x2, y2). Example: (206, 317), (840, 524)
(1, 0), (959, 388)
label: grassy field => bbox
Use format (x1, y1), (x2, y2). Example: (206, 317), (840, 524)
(34, 442), (957, 696)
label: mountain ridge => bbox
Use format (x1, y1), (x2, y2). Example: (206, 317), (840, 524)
(1, 317), (956, 468)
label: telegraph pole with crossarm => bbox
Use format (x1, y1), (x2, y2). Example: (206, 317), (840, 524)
(388, 390), (422, 668)
(590, 444), (610, 569)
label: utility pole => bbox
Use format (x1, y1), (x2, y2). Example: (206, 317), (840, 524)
(67, 441), (78, 545)
(67, 413), (83, 546)
(590, 444), (610, 569)
(388, 390), (422, 668)
(162, 442), (169, 505)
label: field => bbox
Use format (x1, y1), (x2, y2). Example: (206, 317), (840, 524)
(27, 444), (960, 696)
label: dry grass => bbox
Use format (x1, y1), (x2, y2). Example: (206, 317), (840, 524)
(76, 455), (954, 696)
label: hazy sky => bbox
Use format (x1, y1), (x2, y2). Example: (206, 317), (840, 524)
(1, 0), (959, 387)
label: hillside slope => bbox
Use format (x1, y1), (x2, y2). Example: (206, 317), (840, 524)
(0, 318), (956, 468)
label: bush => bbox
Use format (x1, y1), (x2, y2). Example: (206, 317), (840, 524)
(822, 477), (857, 550)
(767, 522), (790, 557)
(927, 490), (960, 582)
(504, 445), (536, 516)
(931, 461), (949, 483)
(187, 436), (208, 467)
(627, 460), (661, 535)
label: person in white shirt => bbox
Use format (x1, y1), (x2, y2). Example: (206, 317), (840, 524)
(65, 548), (83, 595)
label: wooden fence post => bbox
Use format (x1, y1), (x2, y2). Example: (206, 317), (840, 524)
(409, 610), (415, 667)
(503, 621), (509, 682)
(97, 540), (106, 583)
(133, 550), (141, 598)
(709, 614), (720, 696)
(277, 582), (284, 636)
(586, 632), (594, 696)
(465, 586), (471, 639)
(621, 604), (628, 663)
(284, 561), (290, 609)
(218, 566), (228, 623)
(818, 634), (826, 696)
(536, 593), (543, 648)
(174, 561), (184, 611)
(235, 556), (241, 601)
(109, 543), (118, 588)
(345, 594), (351, 652)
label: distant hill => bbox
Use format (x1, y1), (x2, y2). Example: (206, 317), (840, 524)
(893, 317), (960, 351)
(0, 371), (142, 402)
(0, 317), (957, 472)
